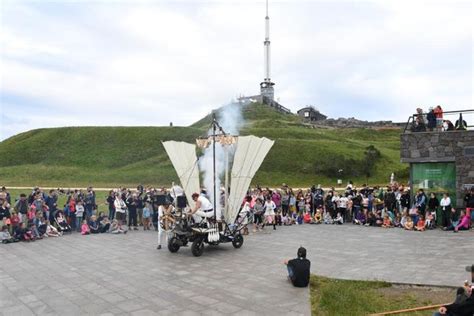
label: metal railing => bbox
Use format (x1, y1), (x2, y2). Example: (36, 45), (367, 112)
(403, 109), (474, 133)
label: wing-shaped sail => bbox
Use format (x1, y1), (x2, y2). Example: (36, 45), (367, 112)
(162, 141), (200, 209)
(225, 136), (274, 222)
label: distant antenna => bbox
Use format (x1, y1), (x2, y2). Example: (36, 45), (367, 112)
(260, 0), (275, 102)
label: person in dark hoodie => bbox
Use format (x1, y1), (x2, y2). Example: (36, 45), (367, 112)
(435, 264), (474, 316)
(283, 247), (311, 287)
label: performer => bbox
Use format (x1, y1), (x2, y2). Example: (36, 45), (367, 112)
(170, 182), (184, 201)
(263, 196), (277, 230)
(190, 193), (214, 223)
(157, 200), (175, 250)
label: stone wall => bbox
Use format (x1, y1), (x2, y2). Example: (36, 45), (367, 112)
(401, 130), (474, 206)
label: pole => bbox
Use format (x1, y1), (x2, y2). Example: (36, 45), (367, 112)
(224, 146), (229, 219)
(212, 116), (217, 220)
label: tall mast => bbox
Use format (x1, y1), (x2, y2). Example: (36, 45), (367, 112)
(260, 0), (275, 102)
(264, 0), (271, 82)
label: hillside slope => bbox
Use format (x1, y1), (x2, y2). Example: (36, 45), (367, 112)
(0, 103), (407, 187)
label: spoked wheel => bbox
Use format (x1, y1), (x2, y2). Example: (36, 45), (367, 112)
(191, 238), (205, 257)
(168, 237), (180, 253)
(232, 233), (244, 249)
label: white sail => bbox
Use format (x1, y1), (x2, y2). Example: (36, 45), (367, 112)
(225, 136), (274, 222)
(162, 141), (200, 209)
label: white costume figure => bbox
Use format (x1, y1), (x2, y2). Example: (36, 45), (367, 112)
(190, 193), (214, 223)
(264, 199), (276, 224)
(170, 183), (184, 200)
(157, 203), (175, 250)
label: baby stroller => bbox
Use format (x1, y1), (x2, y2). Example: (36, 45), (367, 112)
(55, 211), (72, 233)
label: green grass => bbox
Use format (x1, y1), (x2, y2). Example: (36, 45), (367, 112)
(0, 103), (407, 187)
(310, 275), (450, 316)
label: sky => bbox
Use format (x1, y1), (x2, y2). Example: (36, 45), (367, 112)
(0, 0), (472, 140)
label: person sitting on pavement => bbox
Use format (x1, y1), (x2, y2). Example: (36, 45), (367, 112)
(435, 264), (474, 316)
(283, 246), (311, 288)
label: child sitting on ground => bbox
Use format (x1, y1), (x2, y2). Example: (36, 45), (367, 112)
(296, 213), (304, 225)
(393, 213), (402, 228)
(323, 211), (333, 224)
(281, 214), (290, 226)
(415, 215), (426, 231)
(81, 220), (90, 235)
(10, 211), (20, 233)
(45, 220), (61, 237)
(303, 211), (312, 224)
(425, 211), (435, 229)
(375, 211), (383, 227)
(400, 211), (409, 228)
(353, 211), (366, 225)
(14, 222), (34, 241)
(333, 212), (343, 225)
(313, 208), (322, 224)
(109, 219), (127, 234)
(382, 214), (392, 228)
(1, 225), (18, 243)
(404, 216), (414, 230)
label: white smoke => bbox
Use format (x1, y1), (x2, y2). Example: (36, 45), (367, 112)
(198, 101), (244, 217)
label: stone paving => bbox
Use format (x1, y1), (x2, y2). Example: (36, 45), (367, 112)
(1, 224), (473, 316)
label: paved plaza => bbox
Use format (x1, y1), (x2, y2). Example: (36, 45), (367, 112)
(1, 224), (472, 316)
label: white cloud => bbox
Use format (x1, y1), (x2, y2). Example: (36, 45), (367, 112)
(0, 0), (472, 140)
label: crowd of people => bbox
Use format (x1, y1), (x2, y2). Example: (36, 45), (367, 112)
(239, 182), (473, 234)
(1, 181), (473, 245)
(410, 105), (469, 132)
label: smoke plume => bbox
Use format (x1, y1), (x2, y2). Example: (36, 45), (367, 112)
(198, 101), (245, 217)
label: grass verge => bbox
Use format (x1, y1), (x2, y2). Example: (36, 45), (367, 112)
(310, 275), (453, 316)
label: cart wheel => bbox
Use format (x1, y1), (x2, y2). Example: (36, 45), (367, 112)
(168, 237), (180, 253)
(191, 238), (204, 257)
(232, 234), (244, 249)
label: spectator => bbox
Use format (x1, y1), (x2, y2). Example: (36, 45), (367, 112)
(14, 194), (28, 225)
(453, 211), (470, 233)
(106, 190), (116, 220)
(89, 215), (100, 234)
(440, 193), (452, 229)
(283, 247), (311, 288)
(415, 215), (426, 231)
(333, 212), (343, 225)
(427, 107), (437, 131)
(404, 216), (414, 230)
(114, 194), (127, 225)
(1, 225), (18, 243)
(382, 214), (392, 228)
(75, 201), (85, 232)
(45, 220), (61, 237)
(425, 211), (435, 229)
(109, 219), (127, 234)
(81, 220), (90, 235)
(433, 105), (444, 131)
(435, 265), (474, 315)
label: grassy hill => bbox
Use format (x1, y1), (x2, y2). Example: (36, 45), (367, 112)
(0, 103), (407, 188)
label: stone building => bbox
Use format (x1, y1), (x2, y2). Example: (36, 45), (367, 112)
(400, 130), (474, 207)
(297, 106), (327, 122)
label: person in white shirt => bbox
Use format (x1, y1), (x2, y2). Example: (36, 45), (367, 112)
(336, 194), (349, 221)
(190, 193), (214, 223)
(264, 196), (276, 230)
(157, 201), (175, 250)
(170, 182), (184, 201)
(440, 192), (452, 229)
(114, 194), (127, 225)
